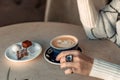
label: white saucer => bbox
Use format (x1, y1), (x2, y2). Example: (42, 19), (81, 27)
(44, 47), (60, 65)
(5, 41), (42, 62)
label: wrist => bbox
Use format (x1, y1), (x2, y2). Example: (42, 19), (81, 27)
(87, 57), (94, 75)
(82, 55), (94, 76)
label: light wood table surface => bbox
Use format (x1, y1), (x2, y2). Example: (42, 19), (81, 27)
(0, 22), (120, 80)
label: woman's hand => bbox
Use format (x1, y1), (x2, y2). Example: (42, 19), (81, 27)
(56, 50), (94, 76)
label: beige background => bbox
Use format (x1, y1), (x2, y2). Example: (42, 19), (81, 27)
(45, 0), (107, 25)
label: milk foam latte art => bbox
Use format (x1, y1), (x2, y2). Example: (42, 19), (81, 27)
(50, 35), (78, 49)
(52, 37), (76, 48)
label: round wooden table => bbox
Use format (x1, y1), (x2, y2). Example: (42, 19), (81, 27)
(0, 22), (120, 80)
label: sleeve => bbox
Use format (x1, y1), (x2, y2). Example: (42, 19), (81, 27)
(77, 0), (120, 46)
(77, 0), (98, 39)
(116, 20), (120, 46)
(89, 58), (120, 80)
(92, 0), (120, 43)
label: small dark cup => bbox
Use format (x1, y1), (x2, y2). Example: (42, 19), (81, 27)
(50, 35), (80, 61)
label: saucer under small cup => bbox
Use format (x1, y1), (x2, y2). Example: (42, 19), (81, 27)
(44, 47), (60, 65)
(44, 47), (82, 65)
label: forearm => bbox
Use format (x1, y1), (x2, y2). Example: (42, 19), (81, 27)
(77, 0), (98, 39)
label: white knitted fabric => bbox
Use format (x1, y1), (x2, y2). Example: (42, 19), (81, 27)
(77, 0), (120, 80)
(77, 0), (120, 46)
(90, 59), (120, 80)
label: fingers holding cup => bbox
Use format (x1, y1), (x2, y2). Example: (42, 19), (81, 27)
(56, 50), (81, 61)
(61, 61), (82, 75)
(64, 68), (73, 75)
(59, 54), (81, 64)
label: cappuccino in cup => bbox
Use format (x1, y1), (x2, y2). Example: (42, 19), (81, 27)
(50, 35), (79, 61)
